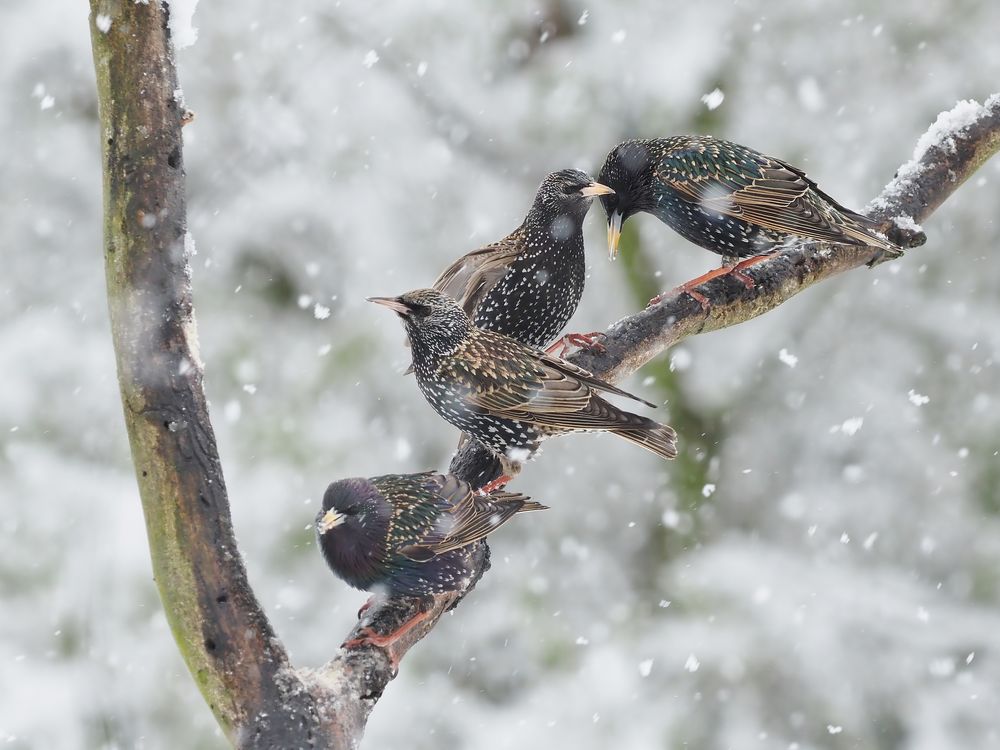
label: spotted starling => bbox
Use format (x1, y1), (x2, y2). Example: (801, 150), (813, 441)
(433, 169), (614, 353)
(316, 472), (544, 597)
(369, 289), (678, 485)
(597, 137), (902, 301)
(317, 472), (544, 648)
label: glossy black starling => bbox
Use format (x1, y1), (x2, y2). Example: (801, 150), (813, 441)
(369, 289), (678, 486)
(316, 472), (544, 598)
(433, 169), (614, 353)
(597, 137), (902, 299)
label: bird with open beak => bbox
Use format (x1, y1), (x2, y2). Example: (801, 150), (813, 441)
(597, 136), (902, 307)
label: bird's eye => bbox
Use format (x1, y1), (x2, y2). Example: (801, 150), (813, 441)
(409, 303), (431, 318)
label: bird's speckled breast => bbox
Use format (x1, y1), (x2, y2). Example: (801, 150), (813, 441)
(473, 233), (586, 348)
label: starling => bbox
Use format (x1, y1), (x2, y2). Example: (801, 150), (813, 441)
(597, 136), (902, 304)
(369, 289), (678, 488)
(433, 169), (614, 354)
(317, 472), (545, 646)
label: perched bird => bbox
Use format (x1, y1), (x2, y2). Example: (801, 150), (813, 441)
(433, 169), (614, 354)
(317, 472), (544, 646)
(597, 136), (902, 305)
(369, 289), (678, 489)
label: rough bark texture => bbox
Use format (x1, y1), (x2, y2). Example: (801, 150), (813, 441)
(88, 4), (999, 745)
(89, 2), (332, 747)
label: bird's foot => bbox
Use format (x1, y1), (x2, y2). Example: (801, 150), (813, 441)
(727, 254), (771, 288)
(478, 474), (513, 494)
(660, 254), (773, 311)
(545, 331), (606, 358)
(342, 608), (432, 672)
(653, 266), (732, 311)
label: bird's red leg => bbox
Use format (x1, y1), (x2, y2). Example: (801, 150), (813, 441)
(727, 254), (772, 288)
(650, 265), (734, 310)
(478, 474), (513, 494)
(650, 254), (773, 310)
(342, 609), (431, 651)
(544, 331), (606, 358)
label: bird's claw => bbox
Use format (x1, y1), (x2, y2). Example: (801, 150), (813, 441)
(650, 288), (712, 312)
(342, 607), (433, 672)
(545, 331), (606, 358)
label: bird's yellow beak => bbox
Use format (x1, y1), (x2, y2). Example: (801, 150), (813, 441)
(607, 210), (623, 260)
(578, 181), (615, 198)
(317, 509), (346, 533)
(367, 296), (411, 315)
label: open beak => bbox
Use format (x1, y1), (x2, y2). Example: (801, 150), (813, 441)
(607, 210), (623, 260)
(578, 181), (615, 198)
(367, 296), (411, 316)
(317, 509), (346, 533)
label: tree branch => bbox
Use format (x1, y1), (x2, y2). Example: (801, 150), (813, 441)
(89, 3), (1000, 744)
(570, 95), (1000, 383)
(89, 2), (334, 746)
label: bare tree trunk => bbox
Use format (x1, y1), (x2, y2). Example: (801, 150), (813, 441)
(87, 2), (1000, 746)
(89, 2), (334, 746)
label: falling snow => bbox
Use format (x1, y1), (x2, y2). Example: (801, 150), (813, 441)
(8, 2), (1000, 749)
(777, 348), (798, 368)
(168, 0), (200, 49)
(700, 88), (725, 110)
(840, 417), (864, 436)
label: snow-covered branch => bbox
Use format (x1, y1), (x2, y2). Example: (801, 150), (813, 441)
(571, 94), (1000, 384)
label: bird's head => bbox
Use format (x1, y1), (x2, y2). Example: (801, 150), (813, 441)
(528, 169), (614, 239)
(316, 477), (391, 590)
(597, 140), (656, 260)
(367, 288), (472, 357)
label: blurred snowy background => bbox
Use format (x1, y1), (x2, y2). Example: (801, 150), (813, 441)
(3, 0), (1000, 747)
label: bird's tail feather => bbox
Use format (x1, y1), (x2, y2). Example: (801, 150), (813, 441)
(842, 213), (904, 256)
(516, 500), (549, 513)
(615, 422), (678, 461)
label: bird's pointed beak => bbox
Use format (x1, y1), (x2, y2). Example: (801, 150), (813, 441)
(367, 296), (411, 316)
(607, 210), (623, 260)
(317, 509), (346, 533)
(578, 181), (615, 198)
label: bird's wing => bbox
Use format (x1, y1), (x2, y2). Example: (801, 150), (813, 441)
(445, 334), (656, 420)
(654, 138), (881, 245)
(398, 474), (544, 560)
(530, 350), (658, 408)
(431, 233), (524, 317)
